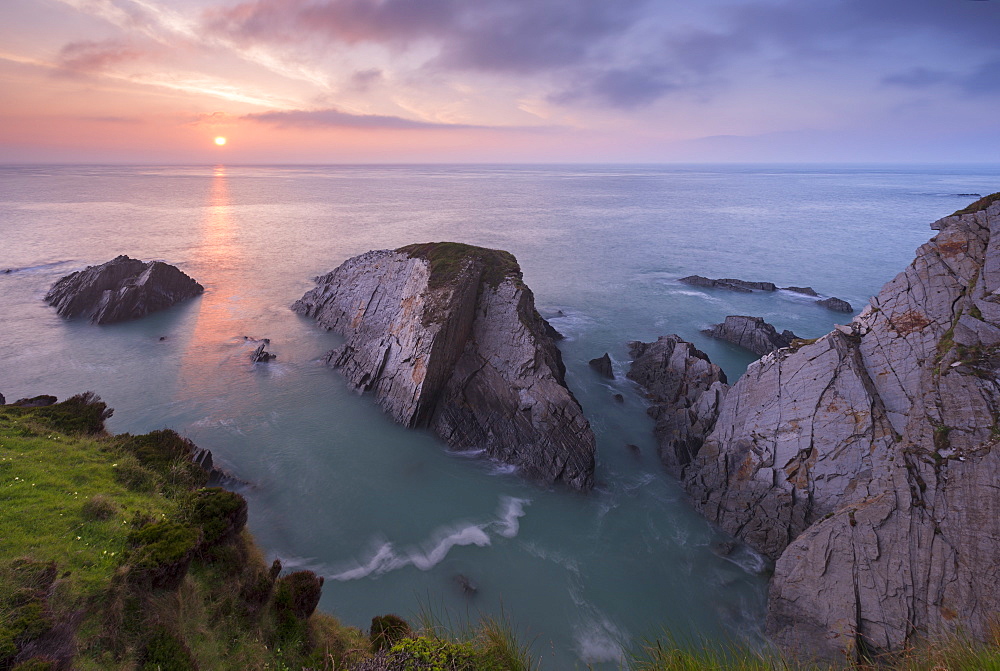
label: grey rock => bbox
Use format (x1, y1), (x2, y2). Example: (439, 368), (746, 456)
(626, 335), (728, 475)
(250, 342), (276, 362)
(293, 242), (596, 490)
(782, 286), (818, 297)
(816, 296), (853, 312)
(682, 196), (1000, 661)
(613, 393), (625, 403)
(702, 315), (799, 357)
(679, 275), (777, 293)
(589, 353), (614, 379)
(12, 395), (58, 407)
(45, 255), (203, 324)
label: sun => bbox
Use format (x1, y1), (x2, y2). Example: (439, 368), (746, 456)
(214, 136), (227, 146)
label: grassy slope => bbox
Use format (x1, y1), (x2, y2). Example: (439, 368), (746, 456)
(0, 396), (536, 671)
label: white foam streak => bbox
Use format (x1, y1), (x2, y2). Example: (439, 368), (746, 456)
(494, 496), (530, 538)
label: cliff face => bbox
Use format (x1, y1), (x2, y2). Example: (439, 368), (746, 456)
(46, 255), (203, 324)
(683, 197), (1000, 660)
(292, 243), (596, 490)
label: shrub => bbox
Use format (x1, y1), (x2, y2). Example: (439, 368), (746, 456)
(183, 488), (248, 548)
(29, 392), (113, 434)
(370, 614), (412, 652)
(126, 521), (202, 590)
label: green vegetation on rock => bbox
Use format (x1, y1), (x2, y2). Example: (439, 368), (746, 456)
(397, 242), (522, 290)
(952, 191), (1000, 216)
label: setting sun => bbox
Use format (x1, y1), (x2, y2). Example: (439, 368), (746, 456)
(214, 136), (227, 146)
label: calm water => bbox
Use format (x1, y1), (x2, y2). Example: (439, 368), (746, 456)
(2, 164), (999, 668)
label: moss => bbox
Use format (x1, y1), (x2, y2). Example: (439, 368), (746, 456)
(787, 337), (820, 352)
(952, 191), (1000, 217)
(397, 242), (522, 290)
(933, 425), (952, 452)
(370, 613), (412, 652)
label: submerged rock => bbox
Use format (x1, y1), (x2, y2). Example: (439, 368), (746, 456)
(816, 296), (853, 312)
(588, 353), (614, 379)
(626, 335), (728, 475)
(702, 315), (799, 357)
(682, 193), (1000, 661)
(45, 255), (203, 324)
(782, 286), (818, 297)
(249, 341), (276, 362)
(292, 242), (596, 490)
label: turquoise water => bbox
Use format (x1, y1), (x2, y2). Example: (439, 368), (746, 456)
(2, 164), (999, 668)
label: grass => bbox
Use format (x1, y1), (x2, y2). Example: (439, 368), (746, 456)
(630, 630), (1000, 671)
(397, 242), (523, 290)
(952, 191), (1000, 217)
(0, 395), (539, 671)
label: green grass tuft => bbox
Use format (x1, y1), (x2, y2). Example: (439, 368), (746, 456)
(397, 241), (523, 290)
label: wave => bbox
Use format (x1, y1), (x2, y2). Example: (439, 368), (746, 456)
(2, 260), (75, 274)
(574, 615), (626, 665)
(330, 495), (529, 581)
(493, 496), (530, 538)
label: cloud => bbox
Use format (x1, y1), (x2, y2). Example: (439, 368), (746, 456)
(207, 0), (647, 73)
(350, 68), (383, 91)
(56, 39), (147, 73)
(244, 108), (484, 129)
(883, 68), (953, 89)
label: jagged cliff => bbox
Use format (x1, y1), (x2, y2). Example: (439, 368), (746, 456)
(678, 194), (1000, 660)
(292, 242), (596, 490)
(45, 255), (203, 324)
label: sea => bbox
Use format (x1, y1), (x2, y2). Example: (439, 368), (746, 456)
(2, 164), (999, 669)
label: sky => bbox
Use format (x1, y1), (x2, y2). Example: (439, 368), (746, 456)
(0, 0), (998, 163)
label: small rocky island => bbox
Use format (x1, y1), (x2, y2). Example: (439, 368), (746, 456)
(634, 193), (1000, 661)
(702, 315), (799, 356)
(680, 274), (854, 312)
(293, 242), (596, 490)
(45, 255), (203, 324)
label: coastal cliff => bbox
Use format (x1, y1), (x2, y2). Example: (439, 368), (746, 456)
(292, 242), (596, 490)
(45, 255), (203, 324)
(678, 194), (1000, 660)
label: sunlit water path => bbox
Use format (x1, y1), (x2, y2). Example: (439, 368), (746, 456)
(3, 164), (999, 668)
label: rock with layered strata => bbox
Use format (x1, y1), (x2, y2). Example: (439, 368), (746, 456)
(679, 275), (777, 293)
(292, 242), (595, 490)
(626, 335), (728, 475)
(45, 255), (203, 324)
(682, 193), (1000, 661)
(702, 315), (799, 357)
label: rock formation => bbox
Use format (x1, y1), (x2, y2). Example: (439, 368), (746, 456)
(680, 193), (1000, 661)
(626, 336), (728, 475)
(816, 296), (853, 312)
(679, 275), (853, 312)
(702, 315), (799, 357)
(292, 242), (596, 490)
(679, 275), (777, 293)
(588, 353), (614, 379)
(45, 255), (203, 324)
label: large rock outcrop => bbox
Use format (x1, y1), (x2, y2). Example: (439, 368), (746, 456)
(292, 242), (596, 490)
(45, 255), (203, 324)
(626, 336), (728, 475)
(702, 315), (799, 357)
(682, 194), (1000, 661)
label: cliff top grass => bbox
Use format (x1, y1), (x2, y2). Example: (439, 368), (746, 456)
(952, 191), (1000, 216)
(0, 394), (539, 670)
(397, 242), (522, 290)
